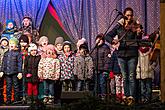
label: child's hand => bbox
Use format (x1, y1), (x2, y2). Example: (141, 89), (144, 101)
(17, 73), (23, 79)
(0, 72), (4, 78)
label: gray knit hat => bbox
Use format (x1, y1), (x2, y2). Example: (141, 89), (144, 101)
(54, 37), (64, 45)
(38, 36), (49, 45)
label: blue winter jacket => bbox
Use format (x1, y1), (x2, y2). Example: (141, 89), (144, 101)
(1, 50), (22, 75)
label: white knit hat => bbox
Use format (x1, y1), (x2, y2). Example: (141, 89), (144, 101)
(28, 43), (37, 53)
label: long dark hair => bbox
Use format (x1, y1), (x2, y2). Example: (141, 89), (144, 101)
(123, 7), (134, 16)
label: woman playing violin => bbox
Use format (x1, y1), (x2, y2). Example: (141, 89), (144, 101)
(105, 7), (142, 105)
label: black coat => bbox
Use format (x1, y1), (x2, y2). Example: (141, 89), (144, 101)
(24, 55), (41, 83)
(91, 43), (111, 72)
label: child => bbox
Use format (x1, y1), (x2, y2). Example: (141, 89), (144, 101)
(1, 19), (18, 40)
(19, 16), (39, 43)
(91, 33), (111, 100)
(38, 36), (49, 58)
(38, 44), (60, 104)
(18, 34), (29, 99)
(0, 37), (22, 105)
(54, 36), (64, 104)
(75, 38), (87, 56)
(24, 43), (41, 104)
(54, 36), (64, 55)
(136, 35), (153, 104)
(58, 41), (75, 91)
(0, 37), (9, 105)
(74, 44), (93, 91)
(108, 36), (124, 103)
(37, 36), (49, 100)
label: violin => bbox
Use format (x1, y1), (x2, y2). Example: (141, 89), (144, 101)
(124, 20), (141, 32)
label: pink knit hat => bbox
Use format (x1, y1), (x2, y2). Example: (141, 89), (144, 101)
(45, 44), (56, 53)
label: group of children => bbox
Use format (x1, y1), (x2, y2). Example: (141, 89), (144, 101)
(0, 16), (157, 106)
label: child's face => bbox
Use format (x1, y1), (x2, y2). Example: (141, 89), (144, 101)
(9, 42), (17, 50)
(30, 50), (37, 56)
(79, 49), (87, 56)
(20, 41), (28, 50)
(1, 40), (8, 47)
(41, 40), (48, 47)
(46, 49), (56, 58)
(63, 45), (70, 53)
(23, 18), (30, 27)
(20, 42), (28, 47)
(7, 22), (14, 29)
(56, 44), (63, 51)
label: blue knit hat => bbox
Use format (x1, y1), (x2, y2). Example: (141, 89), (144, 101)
(6, 19), (16, 30)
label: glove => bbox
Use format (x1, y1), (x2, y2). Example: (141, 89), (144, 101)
(17, 73), (23, 79)
(26, 73), (32, 78)
(0, 72), (4, 78)
(109, 71), (115, 79)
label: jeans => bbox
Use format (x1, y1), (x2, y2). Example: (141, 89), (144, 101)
(139, 78), (152, 101)
(76, 80), (89, 91)
(43, 79), (54, 97)
(118, 57), (138, 98)
(6, 74), (19, 101)
(98, 72), (107, 96)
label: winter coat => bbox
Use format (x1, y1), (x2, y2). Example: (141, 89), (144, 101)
(105, 18), (140, 58)
(58, 52), (74, 80)
(1, 50), (22, 75)
(91, 43), (111, 72)
(24, 55), (41, 83)
(74, 54), (94, 80)
(0, 46), (8, 70)
(136, 50), (154, 79)
(38, 57), (60, 80)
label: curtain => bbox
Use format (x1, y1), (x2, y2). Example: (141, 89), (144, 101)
(0, 0), (50, 30)
(51, 0), (160, 49)
(40, 4), (76, 49)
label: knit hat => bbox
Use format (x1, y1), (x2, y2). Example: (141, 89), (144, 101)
(63, 41), (72, 50)
(38, 36), (49, 45)
(19, 35), (29, 44)
(28, 43), (37, 53)
(6, 19), (16, 30)
(9, 37), (19, 45)
(54, 37), (64, 45)
(77, 38), (87, 49)
(0, 37), (9, 43)
(139, 35), (150, 53)
(46, 44), (56, 53)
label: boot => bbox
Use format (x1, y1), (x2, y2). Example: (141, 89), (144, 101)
(47, 96), (54, 104)
(6, 98), (12, 105)
(27, 96), (33, 105)
(43, 96), (49, 104)
(33, 96), (38, 104)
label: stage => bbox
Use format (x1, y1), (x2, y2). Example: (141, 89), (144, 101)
(0, 90), (164, 110)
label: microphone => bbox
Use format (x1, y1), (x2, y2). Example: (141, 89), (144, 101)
(115, 9), (128, 20)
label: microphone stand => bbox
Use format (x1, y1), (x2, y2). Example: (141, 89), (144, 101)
(90, 13), (121, 97)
